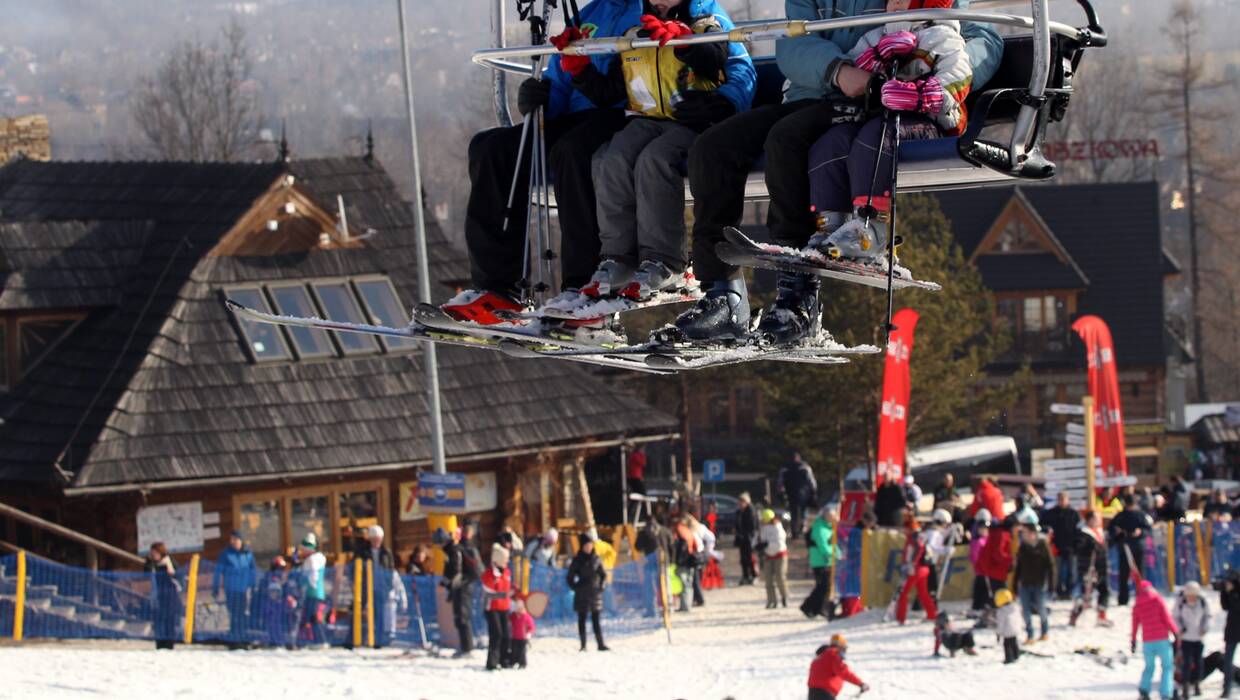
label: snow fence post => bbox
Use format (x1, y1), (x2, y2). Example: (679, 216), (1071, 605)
(1165, 523), (1176, 592)
(366, 560), (375, 648)
(1194, 521), (1209, 583)
(352, 558), (363, 648)
(12, 550), (25, 641)
(183, 553), (200, 645)
(657, 547), (671, 644)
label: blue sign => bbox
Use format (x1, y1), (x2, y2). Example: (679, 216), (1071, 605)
(702, 459), (726, 483)
(418, 472), (466, 511)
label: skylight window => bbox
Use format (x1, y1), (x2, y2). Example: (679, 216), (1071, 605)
(310, 281), (380, 356)
(228, 287), (292, 362)
(268, 283), (336, 359)
(353, 277), (418, 352)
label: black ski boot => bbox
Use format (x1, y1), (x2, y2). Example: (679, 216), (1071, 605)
(673, 278), (750, 342)
(756, 272), (820, 345)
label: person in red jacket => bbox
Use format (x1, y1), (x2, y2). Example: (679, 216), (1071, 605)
(481, 543), (513, 670)
(975, 520), (1016, 606)
(968, 476), (1006, 523)
(894, 518), (939, 625)
(808, 634), (869, 700)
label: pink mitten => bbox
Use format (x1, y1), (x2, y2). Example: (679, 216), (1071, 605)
(876, 31), (917, 61)
(854, 47), (883, 73)
(880, 79), (921, 111)
(917, 76), (946, 115)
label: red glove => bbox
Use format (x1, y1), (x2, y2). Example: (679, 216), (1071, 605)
(853, 47), (883, 73)
(880, 77), (945, 115)
(551, 26), (591, 75)
(640, 14), (692, 46)
(917, 76), (946, 114)
(876, 31), (917, 62)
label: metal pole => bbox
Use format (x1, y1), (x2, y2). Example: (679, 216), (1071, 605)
(492, 0), (513, 128)
(397, 0), (447, 474)
(621, 444), (630, 528)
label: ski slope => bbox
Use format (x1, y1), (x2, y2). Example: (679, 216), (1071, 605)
(0, 580), (1222, 699)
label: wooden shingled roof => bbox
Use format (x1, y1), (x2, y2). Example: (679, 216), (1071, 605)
(0, 157), (675, 488)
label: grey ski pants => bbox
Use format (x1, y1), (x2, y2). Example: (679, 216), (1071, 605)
(592, 118), (697, 272)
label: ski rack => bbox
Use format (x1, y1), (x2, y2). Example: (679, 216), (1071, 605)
(474, 0), (1107, 184)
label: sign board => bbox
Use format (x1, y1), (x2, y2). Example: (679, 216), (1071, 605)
(1066, 422), (1086, 435)
(1096, 475), (1138, 488)
(399, 481), (425, 521)
(1051, 403), (1086, 416)
(418, 473), (467, 512)
(1064, 433), (1087, 446)
(702, 459), (726, 483)
(465, 471), (498, 512)
(136, 502), (204, 554)
(1030, 448), (1054, 479)
(1045, 479), (1089, 491)
(1044, 457), (1087, 470)
(1065, 443), (1087, 457)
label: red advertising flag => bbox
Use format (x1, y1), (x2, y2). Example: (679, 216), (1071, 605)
(1071, 315), (1128, 477)
(875, 308), (919, 489)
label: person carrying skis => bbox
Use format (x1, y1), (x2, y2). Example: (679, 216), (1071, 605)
(566, 533), (610, 651)
(670, 0), (1001, 344)
(1174, 580), (1211, 698)
(1132, 579), (1180, 700)
(807, 634), (870, 700)
(560, 0), (754, 304)
(802, 505), (842, 619)
(1012, 519), (1055, 644)
(1110, 494), (1153, 606)
(445, 0), (644, 324)
(1071, 509), (1112, 628)
(441, 525), (481, 657)
(994, 588), (1021, 664)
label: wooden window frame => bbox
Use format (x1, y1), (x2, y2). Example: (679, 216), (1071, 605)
(308, 277), (381, 357)
(350, 274), (419, 355)
(265, 281), (338, 360)
(222, 285), (294, 363)
(231, 478), (390, 562)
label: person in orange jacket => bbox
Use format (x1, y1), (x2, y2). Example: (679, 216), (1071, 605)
(808, 634), (870, 700)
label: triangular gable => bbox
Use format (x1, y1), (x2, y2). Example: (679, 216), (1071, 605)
(968, 189), (1089, 287)
(208, 173), (367, 257)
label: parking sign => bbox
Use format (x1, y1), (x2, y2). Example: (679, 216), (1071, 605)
(702, 459), (726, 483)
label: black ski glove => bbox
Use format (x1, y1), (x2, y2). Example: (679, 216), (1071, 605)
(674, 42), (727, 78)
(517, 77), (552, 116)
(672, 90), (736, 130)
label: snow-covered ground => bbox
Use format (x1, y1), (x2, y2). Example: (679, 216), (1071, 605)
(0, 579), (1225, 700)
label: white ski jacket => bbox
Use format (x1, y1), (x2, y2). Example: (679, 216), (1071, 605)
(758, 522), (788, 558)
(1174, 595), (1211, 642)
(848, 19), (973, 134)
(996, 601), (1022, 639)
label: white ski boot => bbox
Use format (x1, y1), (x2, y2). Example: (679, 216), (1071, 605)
(622, 260), (690, 301)
(580, 259), (635, 298)
(809, 211), (893, 267)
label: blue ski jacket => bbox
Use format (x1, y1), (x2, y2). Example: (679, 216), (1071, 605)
(777, 0), (1003, 103)
(213, 546), (258, 595)
(545, 0), (756, 118)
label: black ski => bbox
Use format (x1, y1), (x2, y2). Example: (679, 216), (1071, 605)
(716, 226), (942, 292)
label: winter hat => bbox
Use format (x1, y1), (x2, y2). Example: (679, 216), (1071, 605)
(579, 531), (595, 547)
(230, 530), (244, 540)
(1184, 581), (1202, 597)
(491, 543), (510, 569)
(544, 527), (559, 545)
(994, 588), (1013, 608)
(738, 492), (751, 504)
(432, 527), (450, 546)
(369, 525), (384, 539)
(301, 532), (318, 550)
(271, 555), (287, 569)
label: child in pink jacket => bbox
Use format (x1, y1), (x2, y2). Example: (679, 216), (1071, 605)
(508, 597), (536, 669)
(1131, 580), (1179, 700)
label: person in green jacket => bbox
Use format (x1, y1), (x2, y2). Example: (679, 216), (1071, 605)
(801, 505), (843, 619)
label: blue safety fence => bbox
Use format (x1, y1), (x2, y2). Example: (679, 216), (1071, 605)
(835, 526), (864, 598)
(0, 551), (663, 647)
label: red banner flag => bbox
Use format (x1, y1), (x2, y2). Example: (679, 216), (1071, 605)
(875, 308), (919, 489)
(1071, 315), (1128, 477)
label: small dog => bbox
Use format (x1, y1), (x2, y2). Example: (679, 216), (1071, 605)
(935, 612), (978, 657)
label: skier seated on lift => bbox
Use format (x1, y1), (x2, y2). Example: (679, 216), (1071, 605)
(549, 0), (755, 310)
(670, 0), (1000, 345)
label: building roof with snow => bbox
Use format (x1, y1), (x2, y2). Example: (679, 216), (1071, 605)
(0, 157), (675, 490)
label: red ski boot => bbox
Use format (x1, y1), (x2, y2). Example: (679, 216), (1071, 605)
(441, 290), (523, 325)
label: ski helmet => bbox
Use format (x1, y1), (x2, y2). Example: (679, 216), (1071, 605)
(931, 508), (951, 525)
(994, 588), (1013, 607)
(761, 508), (776, 523)
(975, 508), (993, 525)
(1016, 510), (1039, 527)
(830, 633), (847, 649)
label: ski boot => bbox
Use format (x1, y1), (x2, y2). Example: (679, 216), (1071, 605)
(580, 259), (635, 298)
(756, 272), (820, 345)
(442, 289), (524, 325)
(803, 209), (847, 251)
(1097, 609), (1113, 627)
(673, 278), (750, 342)
(808, 208), (894, 268)
(556, 313), (627, 346)
(621, 259), (690, 301)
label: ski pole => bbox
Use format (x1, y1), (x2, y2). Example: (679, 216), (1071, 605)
(883, 112), (900, 333)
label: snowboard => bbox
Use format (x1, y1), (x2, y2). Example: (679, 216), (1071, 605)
(716, 226), (942, 292)
(493, 326), (880, 371)
(224, 299), (676, 375)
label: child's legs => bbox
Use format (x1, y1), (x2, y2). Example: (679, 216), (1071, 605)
(1003, 636), (1019, 662)
(846, 115), (940, 212)
(807, 123), (862, 216)
(633, 122), (697, 271)
(1185, 640), (1204, 683)
(593, 119), (666, 265)
(512, 638), (528, 667)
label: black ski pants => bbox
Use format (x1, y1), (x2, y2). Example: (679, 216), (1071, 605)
(738, 539), (756, 582)
(801, 566), (833, 618)
(485, 610), (511, 670)
(808, 689), (838, 700)
(465, 108), (629, 292)
(509, 638), (529, 668)
(577, 609), (604, 649)
(451, 583), (475, 652)
(688, 99), (839, 284)
(1181, 640), (1204, 688)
